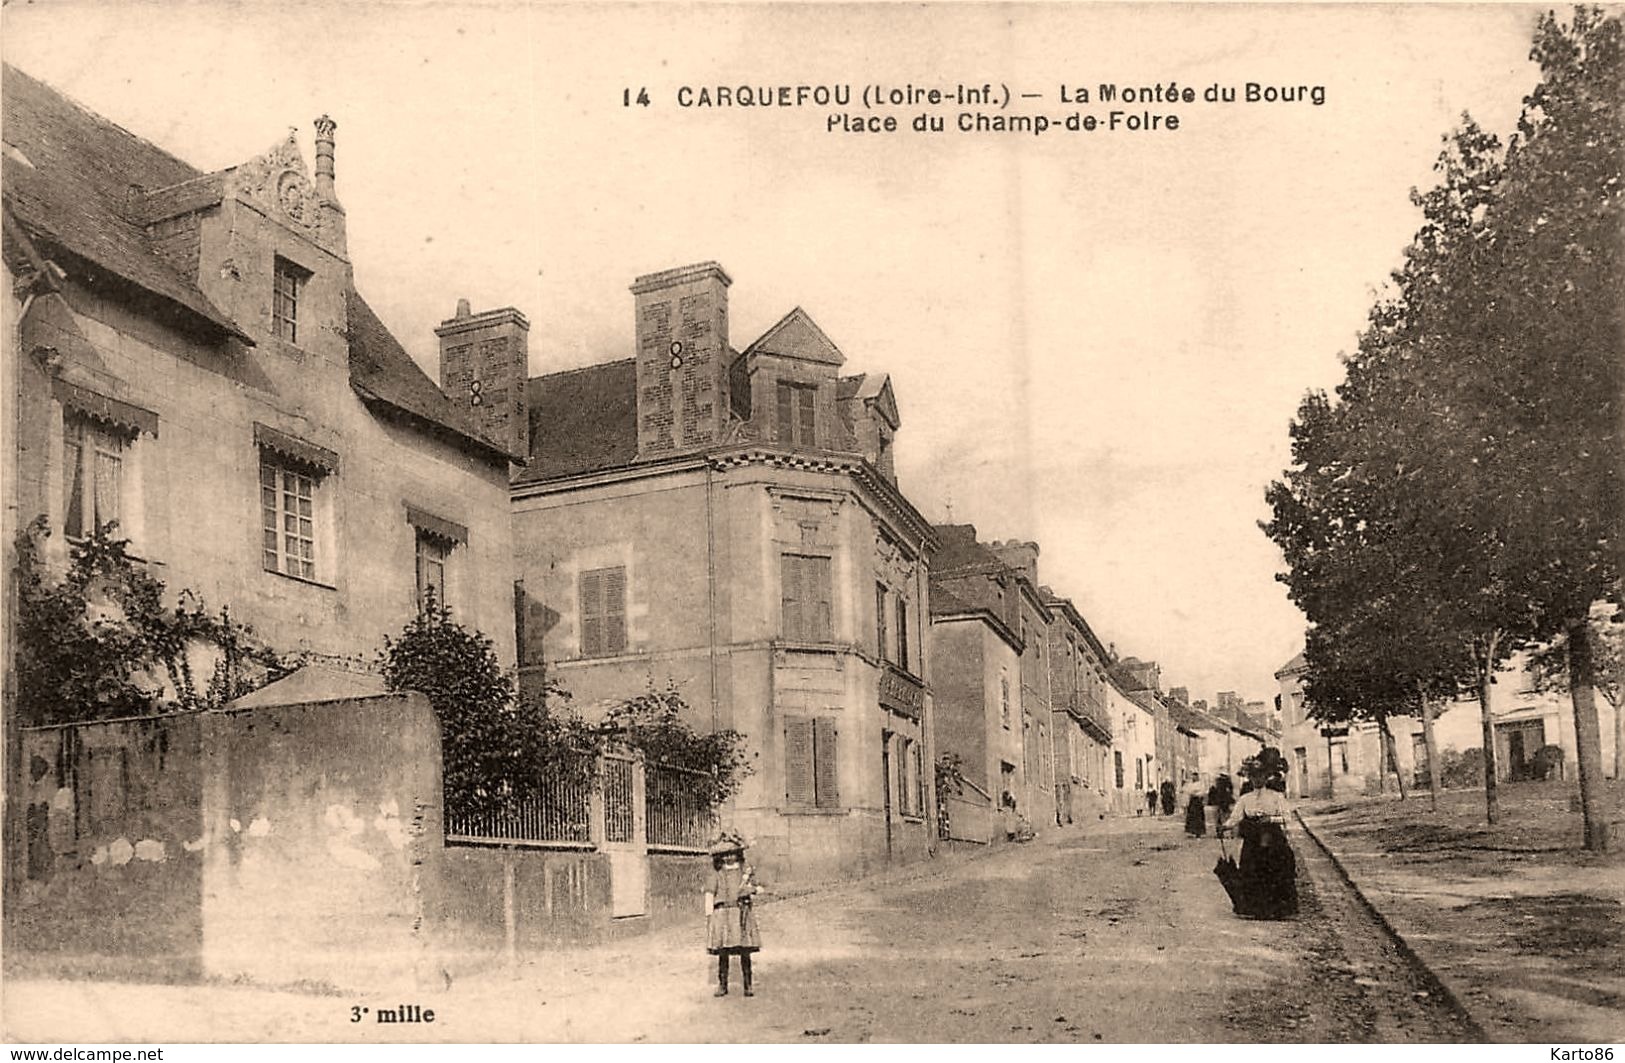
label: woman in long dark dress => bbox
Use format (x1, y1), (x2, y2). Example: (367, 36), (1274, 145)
(1183, 780), (1207, 837)
(1219, 749), (1298, 919)
(1159, 780), (1177, 816)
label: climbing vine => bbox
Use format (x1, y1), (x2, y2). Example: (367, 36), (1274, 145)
(13, 518), (288, 724)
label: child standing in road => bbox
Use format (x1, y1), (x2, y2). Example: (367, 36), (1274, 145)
(705, 832), (762, 997)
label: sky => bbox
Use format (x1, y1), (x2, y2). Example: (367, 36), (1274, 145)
(3, 2), (1547, 705)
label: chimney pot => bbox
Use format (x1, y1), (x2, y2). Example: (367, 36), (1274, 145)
(456, 298), (472, 318)
(313, 114), (337, 200)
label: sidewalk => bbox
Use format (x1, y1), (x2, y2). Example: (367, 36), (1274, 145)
(1296, 780), (1625, 1044)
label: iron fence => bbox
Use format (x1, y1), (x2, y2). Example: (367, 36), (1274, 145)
(645, 762), (717, 850)
(444, 754), (594, 846)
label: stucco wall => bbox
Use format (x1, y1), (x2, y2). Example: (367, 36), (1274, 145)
(16, 264), (515, 674)
(8, 693), (443, 989)
(198, 693), (443, 989)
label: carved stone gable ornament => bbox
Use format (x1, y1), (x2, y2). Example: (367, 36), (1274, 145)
(229, 132), (340, 253)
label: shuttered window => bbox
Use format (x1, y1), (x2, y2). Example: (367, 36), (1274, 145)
(784, 715), (839, 809)
(912, 739), (926, 817)
(780, 554), (832, 642)
(896, 597), (910, 672)
(875, 582), (889, 659)
(775, 382), (816, 446)
(579, 566), (628, 657)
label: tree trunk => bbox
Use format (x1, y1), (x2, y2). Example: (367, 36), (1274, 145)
(1613, 686), (1623, 782)
(1420, 685), (1441, 813)
(1378, 712), (1407, 800)
(1477, 634), (1500, 826)
(1325, 730), (1335, 799)
(1567, 619), (1613, 853)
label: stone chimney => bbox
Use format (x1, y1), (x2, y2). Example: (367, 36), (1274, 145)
(313, 115), (338, 201)
(437, 300), (531, 458)
(988, 539), (1041, 587)
(630, 262), (731, 457)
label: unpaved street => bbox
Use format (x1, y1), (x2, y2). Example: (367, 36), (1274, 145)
(6, 815), (1482, 1043)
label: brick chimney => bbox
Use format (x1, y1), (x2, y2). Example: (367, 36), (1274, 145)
(630, 262), (731, 457)
(437, 299), (530, 458)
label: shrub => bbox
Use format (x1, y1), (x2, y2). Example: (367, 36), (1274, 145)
(381, 602), (596, 820)
(599, 685), (750, 811)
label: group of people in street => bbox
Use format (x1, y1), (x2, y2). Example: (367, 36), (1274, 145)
(701, 746), (1302, 997)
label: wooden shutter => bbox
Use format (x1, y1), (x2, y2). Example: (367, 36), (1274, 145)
(813, 717), (840, 809)
(797, 387), (816, 445)
(810, 556), (832, 640)
(784, 716), (814, 805)
(875, 583), (888, 659)
(579, 569), (604, 655)
(913, 741), (925, 817)
(896, 597), (909, 671)
(781, 555), (804, 640)
(776, 384), (794, 444)
(603, 566), (627, 653)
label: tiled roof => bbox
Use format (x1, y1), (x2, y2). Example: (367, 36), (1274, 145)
(345, 291), (514, 462)
(517, 359), (639, 483)
(929, 584), (976, 617)
(2, 64), (246, 338)
(3, 65), (505, 463)
(929, 524), (1007, 574)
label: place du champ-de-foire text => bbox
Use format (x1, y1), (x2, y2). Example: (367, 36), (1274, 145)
(622, 81), (1328, 136)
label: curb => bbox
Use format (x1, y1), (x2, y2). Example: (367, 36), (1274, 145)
(1293, 808), (1492, 1042)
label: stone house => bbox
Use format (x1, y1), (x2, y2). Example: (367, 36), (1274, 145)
(501, 262), (937, 886)
(2, 65), (522, 673)
(928, 526), (1037, 843)
(1105, 672), (1157, 814)
(1041, 589), (1114, 824)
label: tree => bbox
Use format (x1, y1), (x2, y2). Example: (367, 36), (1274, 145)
(1265, 9), (1623, 848)
(1528, 606), (1623, 778)
(380, 602), (594, 821)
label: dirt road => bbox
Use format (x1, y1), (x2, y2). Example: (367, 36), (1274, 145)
(4, 815), (1481, 1043)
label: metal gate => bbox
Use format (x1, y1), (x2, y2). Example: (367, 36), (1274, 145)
(601, 754), (647, 917)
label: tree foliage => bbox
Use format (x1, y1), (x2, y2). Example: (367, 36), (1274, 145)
(380, 602), (595, 820)
(1263, 8), (1621, 841)
(14, 518), (287, 723)
(599, 685), (751, 810)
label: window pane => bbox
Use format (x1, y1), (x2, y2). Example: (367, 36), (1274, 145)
(64, 437), (85, 538)
(798, 388), (816, 444)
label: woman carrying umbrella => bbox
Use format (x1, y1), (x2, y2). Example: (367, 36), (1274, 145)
(1215, 748), (1298, 919)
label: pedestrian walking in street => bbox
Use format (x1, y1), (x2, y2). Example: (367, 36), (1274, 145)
(705, 832), (763, 996)
(1215, 749), (1298, 920)
(1183, 780), (1207, 837)
(1145, 788), (1158, 815)
(1159, 780), (1177, 816)
(1206, 773), (1236, 835)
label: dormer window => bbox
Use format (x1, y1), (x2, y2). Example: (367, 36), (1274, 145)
(272, 256), (309, 343)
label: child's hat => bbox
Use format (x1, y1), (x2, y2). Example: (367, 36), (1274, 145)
(708, 830), (748, 857)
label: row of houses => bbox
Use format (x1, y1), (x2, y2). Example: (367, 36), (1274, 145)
(1, 65), (1280, 942)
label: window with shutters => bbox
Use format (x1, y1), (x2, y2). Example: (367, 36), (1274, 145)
(780, 553), (833, 642)
(875, 582), (889, 660)
(1114, 750), (1125, 789)
(783, 715), (839, 809)
(579, 566), (628, 657)
(775, 382), (817, 447)
(896, 596), (910, 673)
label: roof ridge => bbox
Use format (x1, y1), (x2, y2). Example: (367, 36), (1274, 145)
(531, 357), (637, 382)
